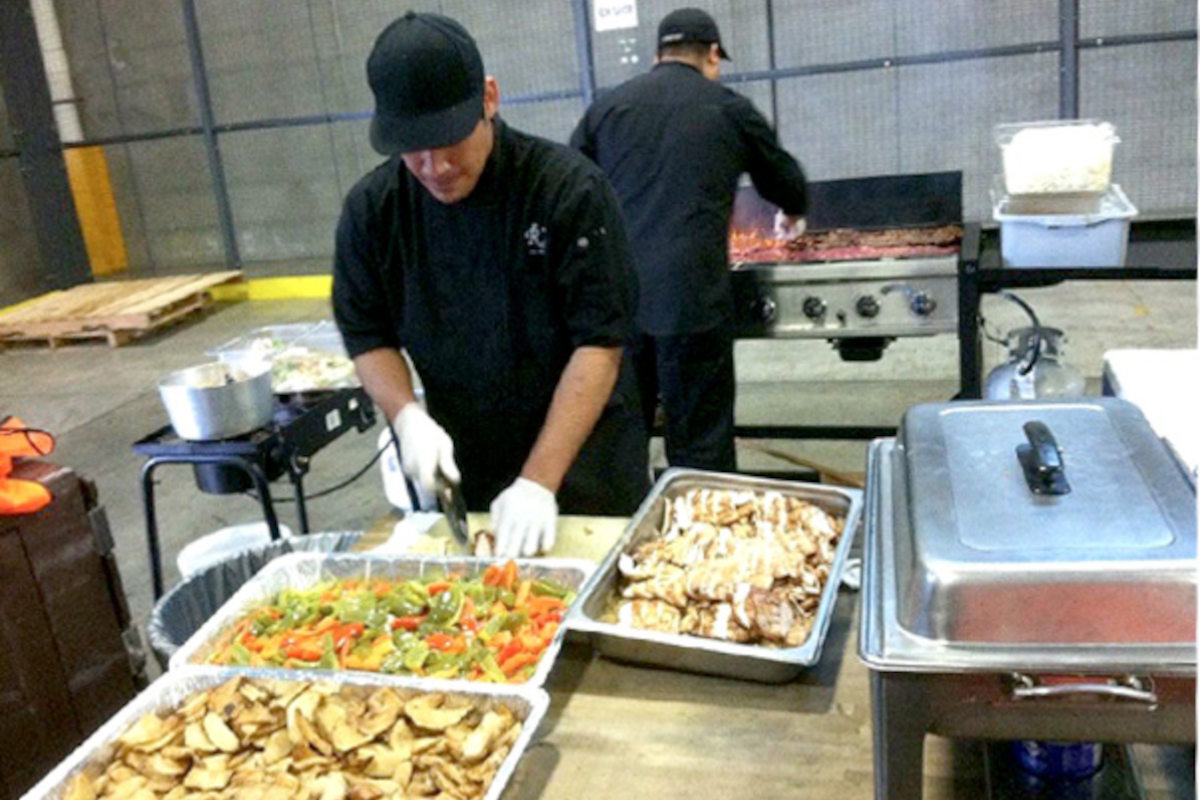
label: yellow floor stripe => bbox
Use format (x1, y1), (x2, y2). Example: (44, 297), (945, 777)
(209, 275), (332, 301)
(1, 275), (330, 318)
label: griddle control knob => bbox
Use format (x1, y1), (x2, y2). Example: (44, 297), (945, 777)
(855, 295), (880, 318)
(755, 296), (777, 324)
(910, 291), (937, 317)
(802, 296), (826, 320)
(882, 283), (937, 317)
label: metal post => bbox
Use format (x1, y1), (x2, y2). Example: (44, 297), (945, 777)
(570, 0), (597, 106)
(765, 0), (779, 126)
(1059, 0), (1079, 118)
(0, 0), (91, 290)
(180, 0), (241, 268)
(956, 224), (984, 399)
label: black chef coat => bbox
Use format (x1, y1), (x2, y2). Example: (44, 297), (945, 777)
(333, 119), (648, 514)
(571, 61), (808, 336)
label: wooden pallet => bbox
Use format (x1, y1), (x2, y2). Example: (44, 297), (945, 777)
(0, 271), (243, 348)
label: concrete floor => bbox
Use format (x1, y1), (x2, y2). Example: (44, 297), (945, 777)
(1, 277), (1196, 794)
(1, 278), (1195, 631)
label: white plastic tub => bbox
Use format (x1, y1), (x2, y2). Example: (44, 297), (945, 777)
(993, 184), (1137, 268)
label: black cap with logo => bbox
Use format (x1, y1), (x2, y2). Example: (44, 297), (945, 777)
(366, 11), (484, 155)
(657, 7), (731, 60)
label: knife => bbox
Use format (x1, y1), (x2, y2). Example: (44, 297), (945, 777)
(435, 468), (471, 549)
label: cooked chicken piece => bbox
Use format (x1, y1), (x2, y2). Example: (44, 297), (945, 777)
(658, 530), (709, 566)
(617, 600), (682, 634)
(680, 602), (754, 642)
(685, 556), (774, 601)
(615, 487), (844, 648)
(793, 503), (843, 539)
(744, 587), (796, 643)
(621, 566), (688, 607)
(784, 615), (815, 647)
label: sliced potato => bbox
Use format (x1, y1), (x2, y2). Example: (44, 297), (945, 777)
(202, 712), (240, 753)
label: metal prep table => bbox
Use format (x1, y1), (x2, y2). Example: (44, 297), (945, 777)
(354, 512), (1196, 799)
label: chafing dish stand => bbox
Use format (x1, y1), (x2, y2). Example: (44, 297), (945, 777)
(862, 399), (1196, 800)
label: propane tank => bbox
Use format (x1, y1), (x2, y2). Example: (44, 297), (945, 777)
(985, 326), (1086, 400)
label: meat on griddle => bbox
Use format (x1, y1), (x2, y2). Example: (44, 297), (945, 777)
(729, 224), (962, 264)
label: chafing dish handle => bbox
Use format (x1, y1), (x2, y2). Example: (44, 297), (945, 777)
(1011, 679), (1158, 707)
(1017, 421), (1071, 495)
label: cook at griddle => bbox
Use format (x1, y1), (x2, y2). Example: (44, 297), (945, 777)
(571, 8), (808, 473)
(333, 12), (649, 556)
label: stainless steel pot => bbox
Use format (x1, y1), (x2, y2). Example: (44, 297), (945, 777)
(859, 398), (1197, 799)
(158, 361), (273, 440)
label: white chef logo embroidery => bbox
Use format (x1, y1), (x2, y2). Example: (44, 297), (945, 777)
(524, 222), (548, 255)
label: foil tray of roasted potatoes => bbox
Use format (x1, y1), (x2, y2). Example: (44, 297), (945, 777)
(22, 668), (547, 800)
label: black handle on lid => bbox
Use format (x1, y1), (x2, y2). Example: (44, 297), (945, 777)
(1016, 420), (1071, 495)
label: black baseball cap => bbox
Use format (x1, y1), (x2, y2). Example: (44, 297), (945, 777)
(657, 8), (730, 60)
(367, 11), (485, 154)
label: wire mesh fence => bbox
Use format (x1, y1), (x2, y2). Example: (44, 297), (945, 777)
(0, 0), (1195, 282)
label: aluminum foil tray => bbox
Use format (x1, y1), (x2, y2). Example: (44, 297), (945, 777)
(19, 666), (547, 800)
(169, 552), (594, 689)
(566, 468), (863, 682)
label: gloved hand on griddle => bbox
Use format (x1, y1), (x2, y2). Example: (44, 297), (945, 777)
(491, 477), (558, 557)
(773, 210), (807, 240)
(391, 402), (459, 497)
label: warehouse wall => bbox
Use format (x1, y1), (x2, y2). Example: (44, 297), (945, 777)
(0, 84), (42, 307)
(0, 0), (1195, 286)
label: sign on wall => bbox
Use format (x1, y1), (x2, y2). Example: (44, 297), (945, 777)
(594, 0), (638, 32)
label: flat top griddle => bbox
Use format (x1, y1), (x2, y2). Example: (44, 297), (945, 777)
(730, 172), (963, 265)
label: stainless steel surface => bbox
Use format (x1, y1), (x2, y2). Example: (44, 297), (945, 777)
(566, 468), (863, 683)
(861, 437), (1196, 674)
(169, 552), (594, 688)
(208, 323), (317, 361)
(730, 254), (960, 339)
(18, 666), (547, 800)
(436, 471), (471, 549)
(891, 399), (1196, 648)
(867, 667), (1194, 800)
(157, 362), (274, 440)
(1009, 680), (1158, 706)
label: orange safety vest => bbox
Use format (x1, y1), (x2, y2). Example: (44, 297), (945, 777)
(0, 416), (56, 515)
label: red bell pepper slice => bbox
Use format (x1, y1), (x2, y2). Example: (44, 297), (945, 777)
(391, 614), (426, 631)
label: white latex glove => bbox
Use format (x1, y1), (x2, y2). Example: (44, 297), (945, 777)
(390, 402), (459, 497)
(490, 477), (558, 557)
(773, 210), (807, 239)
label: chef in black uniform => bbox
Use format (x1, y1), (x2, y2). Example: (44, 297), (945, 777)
(333, 12), (649, 556)
(571, 8), (808, 472)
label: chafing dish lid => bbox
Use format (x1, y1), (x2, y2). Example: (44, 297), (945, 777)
(894, 398), (1196, 645)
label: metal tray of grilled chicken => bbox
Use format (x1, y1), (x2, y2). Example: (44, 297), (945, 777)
(566, 469), (863, 682)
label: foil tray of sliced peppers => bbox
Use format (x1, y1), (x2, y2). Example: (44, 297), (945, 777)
(169, 553), (595, 688)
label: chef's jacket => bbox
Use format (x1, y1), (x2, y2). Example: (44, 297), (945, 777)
(333, 118), (649, 513)
(571, 61), (808, 336)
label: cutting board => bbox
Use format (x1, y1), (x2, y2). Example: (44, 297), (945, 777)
(357, 512), (629, 564)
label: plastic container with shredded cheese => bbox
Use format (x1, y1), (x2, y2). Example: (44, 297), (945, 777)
(995, 119), (1119, 196)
